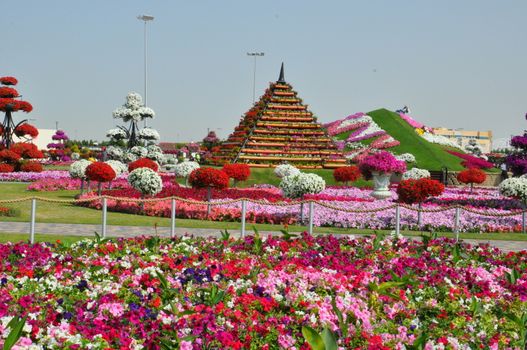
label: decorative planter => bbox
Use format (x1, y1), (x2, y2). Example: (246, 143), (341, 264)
(370, 171), (392, 199)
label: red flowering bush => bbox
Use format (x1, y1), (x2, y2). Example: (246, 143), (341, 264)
(20, 161), (43, 173)
(189, 168), (229, 189)
(0, 149), (21, 163)
(10, 143), (44, 159)
(0, 164), (14, 173)
(397, 178), (445, 204)
(128, 158), (159, 172)
(0, 77), (18, 85)
(222, 164), (251, 183)
(0, 87), (19, 98)
(333, 166), (361, 185)
(85, 162), (116, 183)
(457, 168), (486, 192)
(14, 123), (38, 138)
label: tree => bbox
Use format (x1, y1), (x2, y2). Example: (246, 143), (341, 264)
(397, 178), (445, 227)
(112, 92), (155, 148)
(457, 168), (486, 192)
(333, 166), (361, 186)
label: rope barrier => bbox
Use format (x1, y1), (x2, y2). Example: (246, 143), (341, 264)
(0, 195), (525, 218)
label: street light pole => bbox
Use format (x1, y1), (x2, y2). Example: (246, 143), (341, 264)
(247, 52), (264, 103)
(137, 14), (154, 127)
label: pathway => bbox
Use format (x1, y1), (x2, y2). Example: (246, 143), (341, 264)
(0, 221), (526, 253)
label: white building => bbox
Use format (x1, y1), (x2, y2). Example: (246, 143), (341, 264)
(12, 128), (56, 150)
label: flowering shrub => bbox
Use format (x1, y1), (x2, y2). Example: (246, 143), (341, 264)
(506, 123), (527, 175)
(274, 163), (300, 178)
(85, 162), (116, 183)
(128, 167), (163, 196)
(0, 149), (21, 163)
(189, 168), (229, 189)
(106, 128), (127, 140)
(174, 161), (200, 178)
(222, 163), (251, 182)
(359, 151), (406, 179)
(104, 160), (127, 177)
(113, 92), (155, 122)
(402, 168), (431, 180)
(0, 163), (14, 173)
(397, 178), (445, 204)
(19, 161), (43, 173)
(13, 123), (39, 138)
(457, 168), (487, 191)
(69, 160), (91, 179)
(422, 132), (462, 149)
(333, 166), (361, 185)
(499, 177), (527, 203)
(0, 99), (33, 113)
(128, 157), (159, 172)
(280, 173), (325, 198)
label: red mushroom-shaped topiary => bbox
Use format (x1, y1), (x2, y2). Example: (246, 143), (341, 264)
(457, 168), (486, 192)
(189, 167), (229, 190)
(0, 77), (18, 86)
(0, 87), (19, 98)
(397, 178), (445, 227)
(128, 158), (159, 172)
(333, 166), (361, 186)
(222, 163), (251, 187)
(14, 123), (38, 138)
(10, 143), (44, 159)
(85, 162), (116, 195)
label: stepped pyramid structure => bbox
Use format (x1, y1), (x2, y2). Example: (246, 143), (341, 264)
(212, 64), (347, 169)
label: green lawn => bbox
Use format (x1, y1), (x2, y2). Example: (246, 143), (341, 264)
(0, 182), (526, 242)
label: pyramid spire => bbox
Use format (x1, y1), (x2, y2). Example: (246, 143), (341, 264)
(277, 63), (285, 83)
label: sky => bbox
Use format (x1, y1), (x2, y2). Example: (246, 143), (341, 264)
(2, 1), (525, 146)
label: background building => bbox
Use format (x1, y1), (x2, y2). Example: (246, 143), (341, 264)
(13, 129), (56, 151)
(432, 127), (493, 153)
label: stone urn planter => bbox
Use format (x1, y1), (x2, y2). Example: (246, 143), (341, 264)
(370, 171), (392, 199)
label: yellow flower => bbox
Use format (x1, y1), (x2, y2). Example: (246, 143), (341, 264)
(88, 157), (96, 162)
(415, 128), (424, 135)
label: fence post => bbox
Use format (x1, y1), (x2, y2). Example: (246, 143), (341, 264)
(102, 197), (107, 239)
(29, 198), (36, 244)
(308, 201), (314, 235)
(170, 198), (176, 238)
(523, 210), (526, 234)
(300, 202), (305, 224)
(454, 207), (461, 241)
(395, 205), (400, 236)
(241, 200), (247, 238)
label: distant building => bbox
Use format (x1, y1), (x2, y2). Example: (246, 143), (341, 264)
(13, 129), (56, 151)
(432, 127), (493, 153)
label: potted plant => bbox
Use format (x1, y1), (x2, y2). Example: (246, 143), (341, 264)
(359, 151), (406, 199)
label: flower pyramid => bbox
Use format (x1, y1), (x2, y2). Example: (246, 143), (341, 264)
(212, 64), (347, 169)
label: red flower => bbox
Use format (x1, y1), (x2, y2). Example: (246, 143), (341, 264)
(222, 163), (251, 182)
(333, 166), (361, 184)
(0, 149), (21, 163)
(189, 167), (229, 189)
(0, 163), (14, 173)
(0, 87), (19, 98)
(14, 123), (38, 138)
(457, 168), (486, 192)
(20, 161), (43, 172)
(10, 143), (43, 159)
(0, 99), (33, 113)
(0, 76), (18, 86)
(85, 162), (116, 183)
(128, 158), (159, 172)
(397, 178), (445, 204)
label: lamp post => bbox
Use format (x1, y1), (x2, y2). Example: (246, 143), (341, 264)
(137, 14), (154, 127)
(247, 52), (264, 103)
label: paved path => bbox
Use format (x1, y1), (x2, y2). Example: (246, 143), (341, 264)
(0, 221), (526, 253)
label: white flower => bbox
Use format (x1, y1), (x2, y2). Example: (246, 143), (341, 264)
(128, 168), (163, 196)
(130, 146), (148, 158)
(106, 146), (124, 160)
(499, 177), (527, 202)
(174, 161), (200, 178)
(395, 153), (416, 163)
(280, 172), (326, 199)
(71, 152), (80, 160)
(421, 132), (463, 149)
(105, 160), (127, 176)
(274, 164), (300, 178)
(402, 168), (431, 180)
(122, 151), (138, 163)
(147, 151), (165, 164)
(106, 128), (127, 140)
(113, 92), (155, 122)
(69, 159), (91, 179)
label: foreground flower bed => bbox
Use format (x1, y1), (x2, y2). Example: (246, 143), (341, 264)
(0, 234), (526, 349)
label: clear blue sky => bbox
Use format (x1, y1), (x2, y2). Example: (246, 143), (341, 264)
(3, 1), (525, 145)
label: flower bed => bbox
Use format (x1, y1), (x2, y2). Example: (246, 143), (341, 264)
(0, 235), (526, 348)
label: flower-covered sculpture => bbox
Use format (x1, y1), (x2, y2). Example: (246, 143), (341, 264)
(222, 163), (251, 187)
(85, 162), (116, 195)
(360, 151), (406, 199)
(457, 168), (486, 193)
(128, 158), (159, 172)
(111, 92), (156, 148)
(105, 160), (127, 177)
(189, 168), (229, 190)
